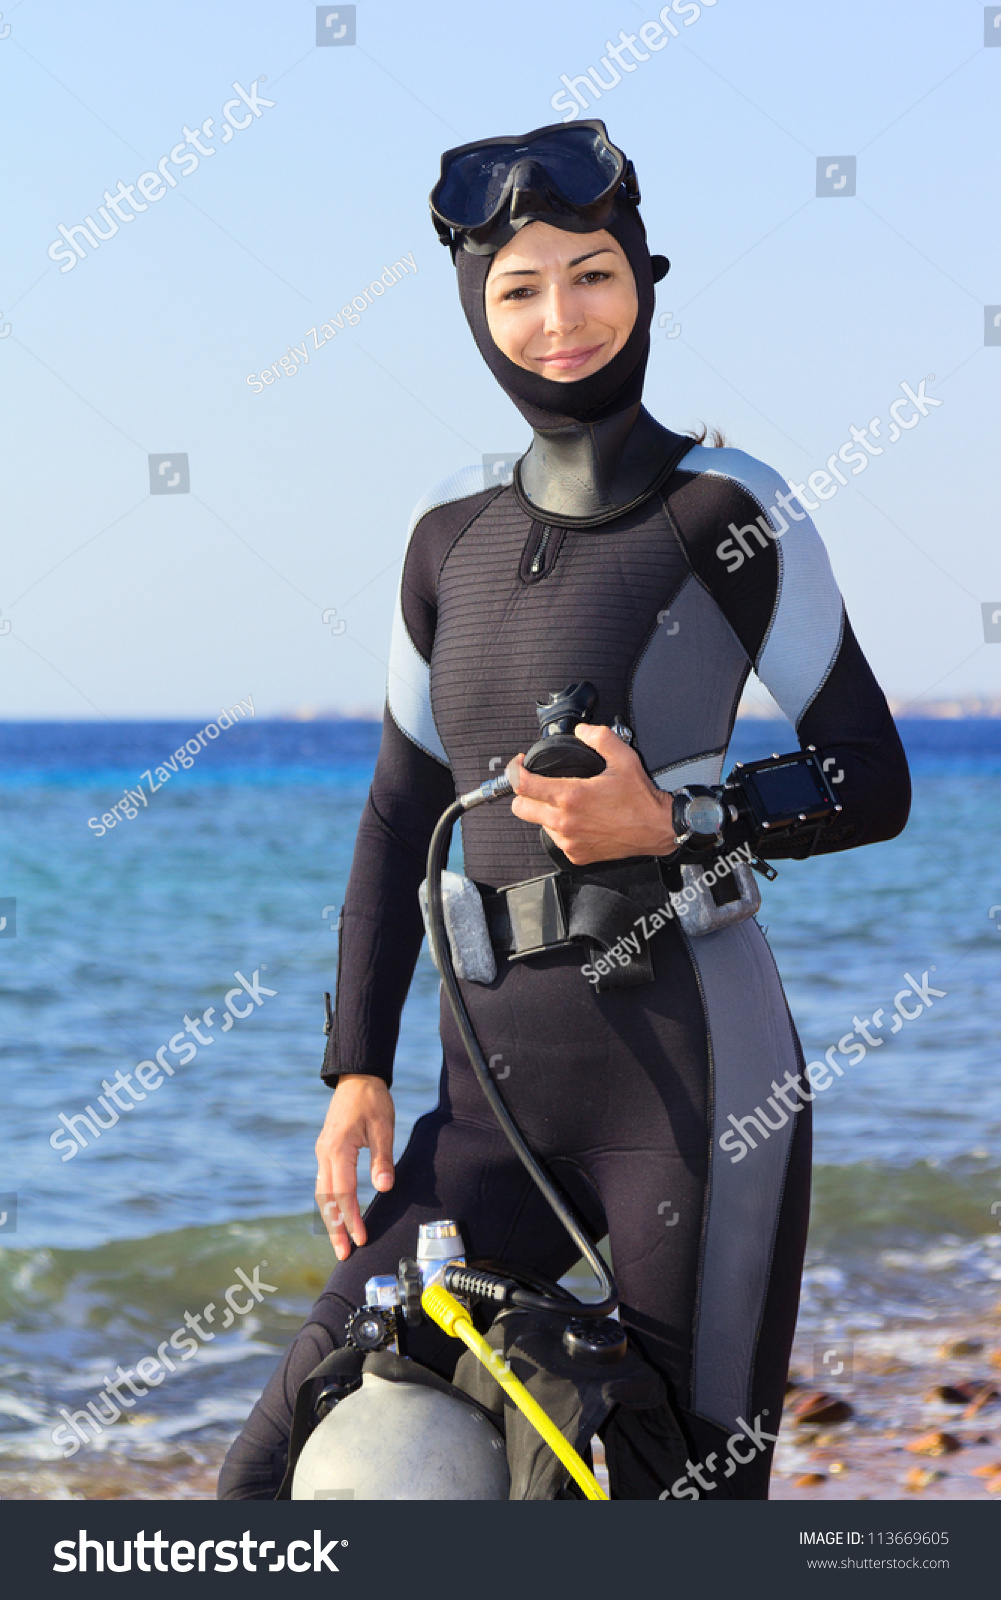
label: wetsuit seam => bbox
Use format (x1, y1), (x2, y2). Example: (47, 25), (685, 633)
(649, 746), (726, 785)
(547, 1155), (607, 1237)
(427, 484), (510, 754)
(660, 475), (782, 675)
(746, 1114), (798, 1419)
(657, 486), (756, 746)
(652, 742), (725, 767)
(431, 484), (510, 595)
(385, 695), (452, 769)
(722, 660), (752, 747)
(743, 954), (804, 1418)
(677, 923), (715, 1420)
(625, 561), (691, 736)
(794, 601), (846, 732)
(493, 1166), (553, 1261)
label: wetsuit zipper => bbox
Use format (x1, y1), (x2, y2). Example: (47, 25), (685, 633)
(521, 521), (566, 584)
(530, 525), (553, 576)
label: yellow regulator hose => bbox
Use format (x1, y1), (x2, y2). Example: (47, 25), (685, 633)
(421, 1284), (608, 1501)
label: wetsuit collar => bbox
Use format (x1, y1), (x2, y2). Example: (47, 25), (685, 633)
(515, 404), (692, 526)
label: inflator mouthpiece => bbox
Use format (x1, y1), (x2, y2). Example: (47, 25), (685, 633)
(459, 772), (515, 809)
(525, 681), (606, 779)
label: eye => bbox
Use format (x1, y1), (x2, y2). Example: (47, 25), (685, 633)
(501, 285), (537, 302)
(577, 269), (612, 286)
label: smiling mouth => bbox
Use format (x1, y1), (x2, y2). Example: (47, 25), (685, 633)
(536, 343), (606, 371)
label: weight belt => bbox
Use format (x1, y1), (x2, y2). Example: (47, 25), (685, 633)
(481, 856), (674, 991)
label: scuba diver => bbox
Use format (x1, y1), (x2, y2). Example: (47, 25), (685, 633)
(219, 122), (910, 1501)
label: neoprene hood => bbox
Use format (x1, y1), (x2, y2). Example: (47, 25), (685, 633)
(455, 202), (664, 432)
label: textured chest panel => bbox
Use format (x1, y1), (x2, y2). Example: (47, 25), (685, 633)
(431, 492), (688, 887)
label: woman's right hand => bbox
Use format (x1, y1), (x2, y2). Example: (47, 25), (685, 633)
(315, 1075), (396, 1261)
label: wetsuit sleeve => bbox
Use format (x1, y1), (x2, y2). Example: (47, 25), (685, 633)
(320, 516), (456, 1089)
(320, 480), (496, 1087)
(669, 452), (911, 859)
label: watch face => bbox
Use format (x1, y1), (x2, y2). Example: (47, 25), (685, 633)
(686, 795), (725, 835)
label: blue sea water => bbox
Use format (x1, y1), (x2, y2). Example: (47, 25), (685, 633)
(1, 717), (1000, 1488)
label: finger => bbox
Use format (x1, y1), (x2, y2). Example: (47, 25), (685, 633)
(316, 1191), (352, 1261)
(508, 761), (582, 807)
(504, 754), (526, 792)
(335, 1188), (366, 1251)
(331, 1144), (364, 1246)
(572, 722), (628, 764)
(510, 796), (578, 849)
(368, 1116), (396, 1192)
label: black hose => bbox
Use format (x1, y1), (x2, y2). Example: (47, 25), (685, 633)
(426, 800), (618, 1320)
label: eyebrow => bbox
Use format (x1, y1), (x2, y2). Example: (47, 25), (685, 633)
(493, 248), (616, 279)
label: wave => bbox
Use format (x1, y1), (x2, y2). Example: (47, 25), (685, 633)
(809, 1158), (1001, 1246)
(3, 1158), (1000, 1332)
(0, 1216), (336, 1335)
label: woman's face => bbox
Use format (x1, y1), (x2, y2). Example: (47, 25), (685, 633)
(484, 222), (638, 382)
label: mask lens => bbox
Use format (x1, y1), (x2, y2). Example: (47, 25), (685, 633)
(434, 126), (623, 229)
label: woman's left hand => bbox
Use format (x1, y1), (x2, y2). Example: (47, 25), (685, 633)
(507, 723), (678, 865)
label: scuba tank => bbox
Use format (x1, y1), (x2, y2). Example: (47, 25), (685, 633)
(292, 1371), (510, 1501)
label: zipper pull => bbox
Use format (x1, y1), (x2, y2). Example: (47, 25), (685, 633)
(529, 524), (552, 577)
(750, 856), (778, 881)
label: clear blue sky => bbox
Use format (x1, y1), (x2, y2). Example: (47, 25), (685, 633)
(1, 0), (998, 718)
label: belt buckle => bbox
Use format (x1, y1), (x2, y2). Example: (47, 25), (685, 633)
(505, 874), (567, 958)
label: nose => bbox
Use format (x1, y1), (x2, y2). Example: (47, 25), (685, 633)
(541, 282), (583, 339)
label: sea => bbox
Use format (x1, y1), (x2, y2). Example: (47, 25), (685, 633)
(1, 717), (1000, 1494)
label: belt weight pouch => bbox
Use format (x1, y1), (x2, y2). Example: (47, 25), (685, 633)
(679, 854), (760, 936)
(484, 858), (669, 991)
(419, 871), (497, 985)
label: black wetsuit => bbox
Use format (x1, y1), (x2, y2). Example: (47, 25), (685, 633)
(219, 204), (910, 1502)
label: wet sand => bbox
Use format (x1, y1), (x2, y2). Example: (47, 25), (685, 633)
(770, 1311), (1001, 1500)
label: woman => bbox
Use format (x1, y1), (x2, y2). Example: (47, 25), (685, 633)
(220, 123), (910, 1500)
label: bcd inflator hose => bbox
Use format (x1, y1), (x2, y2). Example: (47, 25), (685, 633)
(426, 779), (618, 1321)
(443, 1264), (515, 1304)
(422, 1284), (608, 1501)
